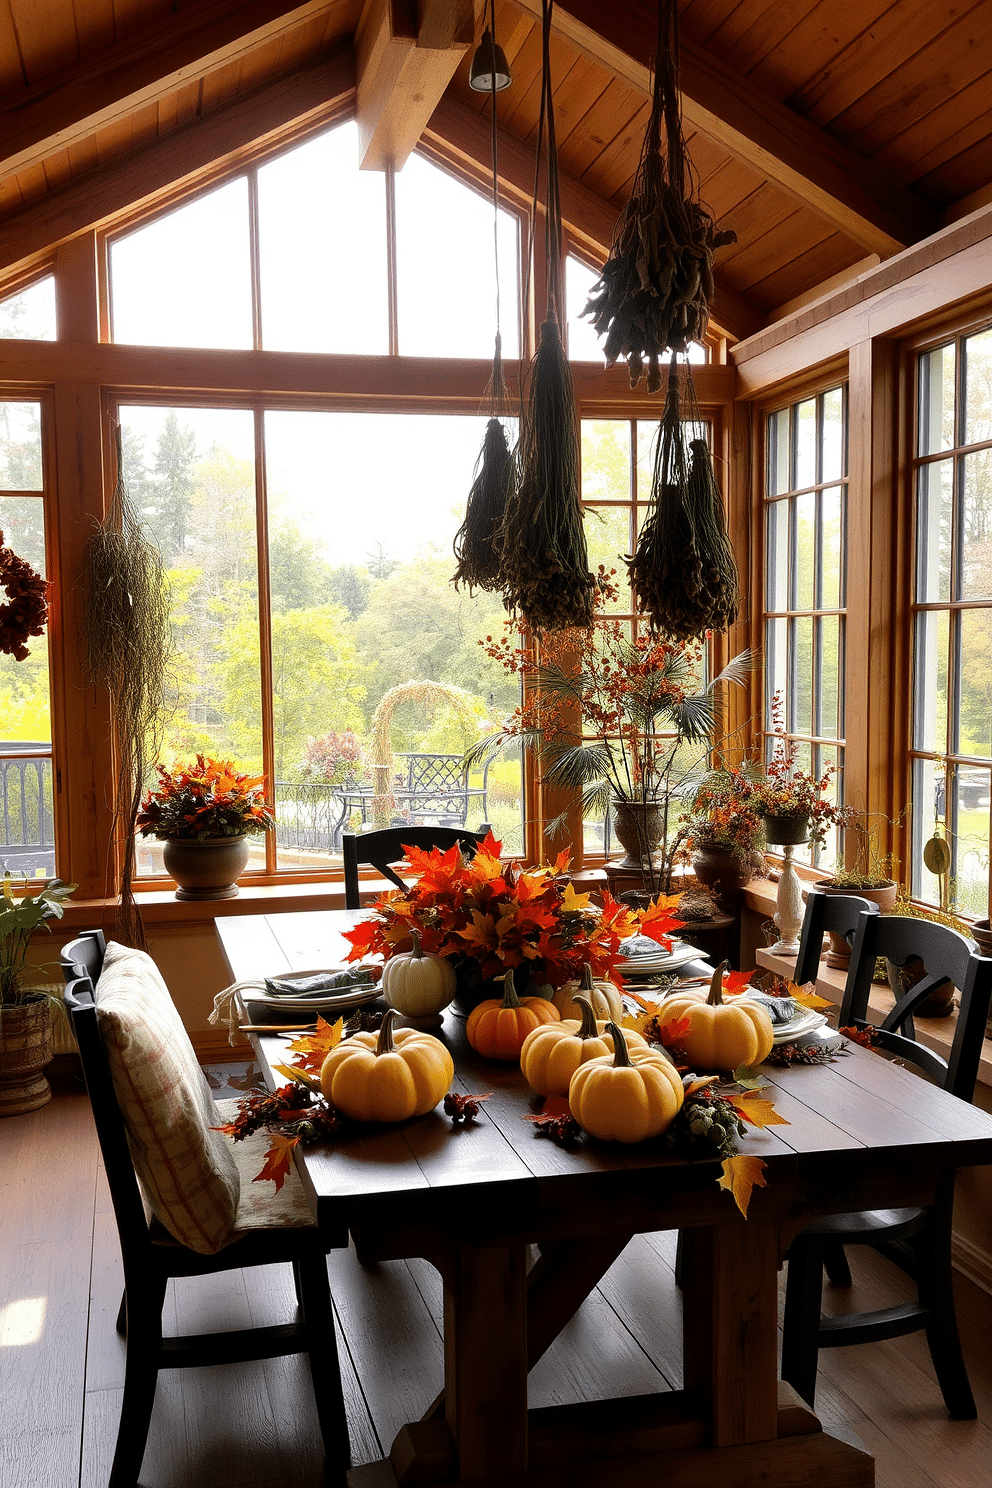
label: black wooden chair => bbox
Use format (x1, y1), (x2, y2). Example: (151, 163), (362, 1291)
(781, 910), (992, 1417)
(342, 822), (493, 908)
(62, 930), (350, 1486)
(793, 887), (881, 988)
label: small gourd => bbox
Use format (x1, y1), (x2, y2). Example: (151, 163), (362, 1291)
(380, 928), (456, 1026)
(656, 960), (774, 1072)
(319, 1008), (454, 1121)
(466, 967), (560, 1060)
(550, 963), (623, 1023)
(568, 1022), (684, 1143)
(520, 994), (647, 1097)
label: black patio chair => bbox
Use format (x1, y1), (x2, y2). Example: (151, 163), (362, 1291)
(342, 822), (493, 908)
(62, 930), (350, 1486)
(781, 910), (992, 1417)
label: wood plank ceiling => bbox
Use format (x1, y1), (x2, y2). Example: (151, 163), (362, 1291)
(0, 0), (990, 336)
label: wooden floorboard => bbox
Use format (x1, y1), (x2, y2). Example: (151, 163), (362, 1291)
(6, 1075), (992, 1487)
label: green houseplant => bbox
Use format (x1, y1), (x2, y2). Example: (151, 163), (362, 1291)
(0, 874), (76, 1116)
(137, 754), (275, 901)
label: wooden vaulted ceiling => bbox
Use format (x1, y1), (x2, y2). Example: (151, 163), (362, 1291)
(0, 0), (990, 340)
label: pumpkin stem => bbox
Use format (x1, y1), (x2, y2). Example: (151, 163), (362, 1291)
(580, 963), (595, 992)
(606, 1020), (633, 1067)
(376, 1007), (399, 1055)
(572, 994), (599, 1040)
(707, 960), (729, 1007)
(501, 968), (523, 1009)
(409, 927), (424, 959)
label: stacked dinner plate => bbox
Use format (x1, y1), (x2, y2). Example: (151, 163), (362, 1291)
(616, 933), (702, 978)
(239, 969), (383, 1024)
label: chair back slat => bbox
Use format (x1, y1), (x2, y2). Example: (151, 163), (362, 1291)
(342, 823), (492, 909)
(793, 890), (880, 988)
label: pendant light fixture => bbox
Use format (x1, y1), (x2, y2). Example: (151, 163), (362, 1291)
(469, 28), (512, 92)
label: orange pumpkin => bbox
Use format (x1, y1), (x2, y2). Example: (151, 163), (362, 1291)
(657, 961), (774, 1072)
(466, 968), (559, 1060)
(520, 995), (647, 1097)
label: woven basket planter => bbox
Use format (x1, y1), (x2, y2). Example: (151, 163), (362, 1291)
(0, 995), (54, 1116)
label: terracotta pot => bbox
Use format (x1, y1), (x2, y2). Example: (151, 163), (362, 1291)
(0, 995), (54, 1116)
(812, 879), (899, 969)
(611, 799), (664, 869)
(691, 841), (759, 910)
(162, 834), (251, 901)
(762, 813), (809, 846)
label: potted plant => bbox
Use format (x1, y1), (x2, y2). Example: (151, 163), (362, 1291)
(810, 818), (899, 968)
(752, 696), (849, 852)
(0, 874), (76, 1115)
(467, 569), (753, 899)
(137, 754), (276, 901)
(684, 763), (766, 908)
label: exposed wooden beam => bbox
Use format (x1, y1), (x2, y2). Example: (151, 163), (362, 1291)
(425, 96), (765, 343)
(0, 0), (344, 183)
(0, 54), (356, 275)
(513, 0), (937, 257)
(355, 0), (476, 170)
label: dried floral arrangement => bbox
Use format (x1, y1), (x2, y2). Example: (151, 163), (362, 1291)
(685, 762), (766, 862)
(753, 693), (850, 850)
(0, 531), (48, 661)
(136, 755), (275, 841)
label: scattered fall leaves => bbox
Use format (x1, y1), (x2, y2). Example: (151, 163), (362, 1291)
(718, 1155), (768, 1218)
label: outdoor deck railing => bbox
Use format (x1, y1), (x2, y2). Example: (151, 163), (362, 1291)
(0, 747), (55, 877)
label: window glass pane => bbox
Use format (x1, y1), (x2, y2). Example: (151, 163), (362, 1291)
(792, 616), (813, 735)
(964, 328), (992, 446)
(0, 277), (56, 341)
(821, 387), (844, 482)
(768, 408), (790, 495)
(820, 486), (843, 608)
(916, 459), (952, 602)
(566, 255), (605, 363)
(582, 420), (630, 500)
(120, 406), (262, 878)
(960, 450), (992, 599)
(911, 756), (944, 900)
(794, 492), (815, 610)
(815, 743), (842, 872)
(952, 765), (990, 917)
(258, 123), (388, 356)
(584, 508), (631, 587)
(818, 615), (841, 740)
(0, 402), (43, 491)
(263, 411), (524, 864)
(395, 153), (519, 359)
(635, 421), (660, 505)
(918, 343), (956, 455)
(765, 499), (788, 610)
(913, 609), (949, 753)
(957, 609), (992, 757)
(765, 617), (788, 724)
(795, 398), (816, 488)
(111, 180), (253, 349)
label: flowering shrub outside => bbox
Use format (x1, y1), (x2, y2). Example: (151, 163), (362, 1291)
(137, 755), (275, 840)
(342, 831), (683, 989)
(298, 729), (366, 787)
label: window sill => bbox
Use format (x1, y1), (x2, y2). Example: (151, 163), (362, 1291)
(55, 878), (387, 930)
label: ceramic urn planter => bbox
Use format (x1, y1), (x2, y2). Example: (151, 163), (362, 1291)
(162, 835), (251, 900)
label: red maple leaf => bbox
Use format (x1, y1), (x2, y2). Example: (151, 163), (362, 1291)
(253, 1132), (300, 1192)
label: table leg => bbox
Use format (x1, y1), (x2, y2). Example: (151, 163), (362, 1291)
(440, 1244), (529, 1479)
(681, 1219), (780, 1446)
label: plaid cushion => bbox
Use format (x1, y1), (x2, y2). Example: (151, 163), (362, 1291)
(95, 942), (240, 1254)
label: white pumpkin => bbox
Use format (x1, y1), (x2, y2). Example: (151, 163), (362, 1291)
(550, 963), (623, 1023)
(380, 929), (456, 1024)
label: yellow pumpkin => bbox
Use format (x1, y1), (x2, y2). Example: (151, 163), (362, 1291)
(568, 1023), (684, 1143)
(550, 963), (623, 1023)
(657, 961), (774, 1072)
(319, 1008), (453, 1121)
(381, 928), (456, 1023)
(520, 995), (648, 1097)
(466, 967), (559, 1060)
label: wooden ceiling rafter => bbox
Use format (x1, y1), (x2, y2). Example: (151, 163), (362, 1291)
(510, 0), (939, 256)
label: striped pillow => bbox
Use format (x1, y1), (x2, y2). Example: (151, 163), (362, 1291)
(95, 941), (240, 1254)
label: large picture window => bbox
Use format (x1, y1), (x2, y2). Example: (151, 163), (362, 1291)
(763, 386), (848, 869)
(911, 326), (992, 913)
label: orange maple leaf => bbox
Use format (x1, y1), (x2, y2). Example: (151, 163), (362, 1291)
(717, 1155), (768, 1218)
(558, 882), (592, 913)
(341, 918), (380, 962)
(254, 1132), (301, 1192)
(730, 1092), (791, 1129)
(552, 848), (572, 873)
(787, 980), (834, 1010)
(656, 1011), (692, 1047)
(723, 970), (753, 995)
(277, 1016), (343, 1078)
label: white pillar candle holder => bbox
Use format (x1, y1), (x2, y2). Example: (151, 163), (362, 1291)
(770, 843), (804, 955)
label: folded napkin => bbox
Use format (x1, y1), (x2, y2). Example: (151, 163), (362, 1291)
(263, 967), (377, 999)
(743, 991), (798, 1027)
(620, 933), (677, 959)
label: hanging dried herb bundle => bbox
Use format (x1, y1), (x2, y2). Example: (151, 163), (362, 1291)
(453, 340), (516, 593)
(83, 426), (173, 947)
(582, 0), (736, 389)
(627, 359), (739, 640)
(500, 0), (594, 633)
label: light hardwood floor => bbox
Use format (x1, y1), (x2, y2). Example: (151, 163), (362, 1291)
(5, 1071), (992, 1488)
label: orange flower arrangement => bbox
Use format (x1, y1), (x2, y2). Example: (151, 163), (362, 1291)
(342, 831), (683, 990)
(137, 754), (275, 840)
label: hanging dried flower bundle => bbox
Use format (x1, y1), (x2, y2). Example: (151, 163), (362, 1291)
(83, 425), (173, 947)
(0, 531), (48, 660)
(499, 0), (594, 632)
(627, 359), (739, 640)
(582, 0), (736, 389)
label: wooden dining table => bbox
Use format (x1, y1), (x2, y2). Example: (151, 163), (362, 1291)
(217, 909), (992, 1488)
